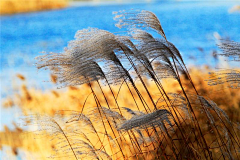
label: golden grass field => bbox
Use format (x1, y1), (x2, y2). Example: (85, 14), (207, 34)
(1, 66), (239, 159)
(0, 0), (68, 15)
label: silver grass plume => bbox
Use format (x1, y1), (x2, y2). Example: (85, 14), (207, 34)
(130, 30), (170, 59)
(121, 107), (149, 144)
(168, 93), (191, 120)
(207, 40), (240, 88)
(68, 28), (118, 60)
(66, 139), (99, 159)
(90, 107), (126, 127)
(36, 52), (70, 71)
(24, 112), (112, 160)
(207, 69), (240, 89)
(116, 35), (156, 79)
(36, 28), (132, 86)
(65, 111), (99, 135)
(131, 29), (185, 72)
(160, 39), (190, 79)
(122, 107), (145, 118)
(113, 10), (167, 41)
(23, 113), (95, 160)
(102, 54), (133, 85)
(118, 109), (172, 131)
(58, 61), (105, 88)
(197, 96), (230, 123)
(132, 30), (184, 70)
(130, 30), (178, 80)
(152, 61), (177, 79)
(96, 131), (117, 148)
(70, 28), (136, 86)
(158, 39), (186, 66)
(36, 53), (105, 88)
(217, 39), (240, 61)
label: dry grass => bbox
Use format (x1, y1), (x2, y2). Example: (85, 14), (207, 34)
(2, 69), (240, 117)
(0, 0), (68, 15)
(0, 125), (56, 160)
(1, 9), (240, 160)
(1, 68), (239, 159)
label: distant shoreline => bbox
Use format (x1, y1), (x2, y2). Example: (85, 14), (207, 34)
(0, 0), (68, 15)
(68, 1), (240, 10)
(1, 1), (238, 15)
(69, 0), (155, 7)
(0, 0), (152, 15)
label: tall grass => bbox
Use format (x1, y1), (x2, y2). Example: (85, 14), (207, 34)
(0, 0), (68, 15)
(1, 10), (240, 159)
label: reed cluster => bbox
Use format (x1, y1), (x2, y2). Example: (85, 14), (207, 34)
(1, 10), (240, 160)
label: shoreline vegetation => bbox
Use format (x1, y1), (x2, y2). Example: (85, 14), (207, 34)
(1, 1), (239, 15)
(0, 0), (69, 15)
(0, 0), (151, 15)
(0, 0), (132, 15)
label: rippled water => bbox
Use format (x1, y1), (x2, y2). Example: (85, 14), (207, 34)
(0, 1), (240, 130)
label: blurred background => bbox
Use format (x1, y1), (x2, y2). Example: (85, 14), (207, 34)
(0, 0), (240, 159)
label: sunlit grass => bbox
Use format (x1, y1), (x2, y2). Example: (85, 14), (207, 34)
(3, 68), (240, 117)
(1, 67), (239, 159)
(0, 0), (68, 15)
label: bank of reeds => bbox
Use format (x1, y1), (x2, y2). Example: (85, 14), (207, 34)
(0, 0), (68, 15)
(1, 10), (240, 159)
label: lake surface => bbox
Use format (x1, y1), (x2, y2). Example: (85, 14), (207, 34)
(0, 1), (240, 130)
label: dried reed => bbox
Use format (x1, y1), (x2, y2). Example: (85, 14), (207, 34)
(1, 9), (240, 160)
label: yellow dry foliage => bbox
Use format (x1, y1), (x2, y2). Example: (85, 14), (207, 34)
(1, 67), (240, 159)
(4, 67), (239, 115)
(0, 0), (68, 15)
(0, 125), (56, 160)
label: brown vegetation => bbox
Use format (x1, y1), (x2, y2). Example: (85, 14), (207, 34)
(0, 0), (68, 15)
(1, 67), (239, 159)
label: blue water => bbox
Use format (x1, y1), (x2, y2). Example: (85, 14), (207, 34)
(0, 1), (240, 130)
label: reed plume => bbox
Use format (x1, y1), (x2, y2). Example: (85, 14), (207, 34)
(218, 39), (240, 61)
(118, 109), (172, 131)
(207, 39), (240, 88)
(113, 10), (167, 41)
